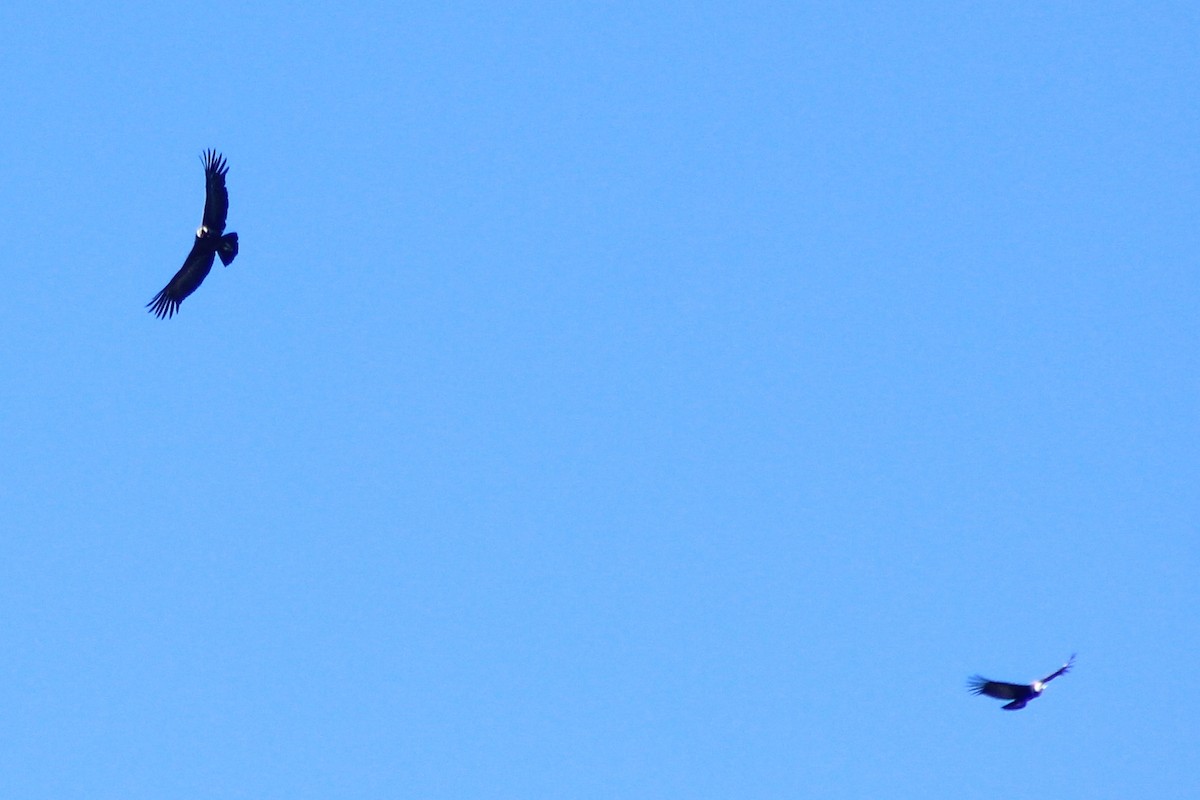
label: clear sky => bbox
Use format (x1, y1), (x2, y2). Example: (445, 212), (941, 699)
(0, 2), (1196, 797)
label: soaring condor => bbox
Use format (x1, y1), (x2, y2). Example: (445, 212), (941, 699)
(968, 654), (1075, 710)
(147, 149), (239, 318)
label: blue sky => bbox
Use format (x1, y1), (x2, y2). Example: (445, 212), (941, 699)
(0, 2), (1196, 797)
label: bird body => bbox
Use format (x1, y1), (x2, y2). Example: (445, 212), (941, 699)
(147, 149), (239, 318)
(968, 654), (1075, 710)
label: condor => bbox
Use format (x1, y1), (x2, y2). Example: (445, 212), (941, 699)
(968, 654), (1075, 710)
(147, 149), (239, 319)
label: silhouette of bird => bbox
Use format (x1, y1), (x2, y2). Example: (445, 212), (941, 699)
(968, 654), (1075, 710)
(147, 149), (239, 318)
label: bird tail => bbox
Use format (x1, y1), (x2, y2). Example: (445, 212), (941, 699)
(217, 232), (238, 266)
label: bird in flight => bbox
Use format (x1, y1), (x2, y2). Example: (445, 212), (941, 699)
(967, 654), (1076, 710)
(147, 149), (240, 318)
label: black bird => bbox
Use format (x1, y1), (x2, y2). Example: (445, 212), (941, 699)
(968, 654), (1075, 710)
(147, 149), (239, 318)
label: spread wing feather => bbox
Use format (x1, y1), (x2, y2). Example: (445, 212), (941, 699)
(967, 677), (1029, 700)
(1040, 653), (1076, 685)
(146, 241), (216, 319)
(200, 148), (230, 234)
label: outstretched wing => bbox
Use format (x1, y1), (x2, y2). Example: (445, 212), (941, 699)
(200, 149), (230, 234)
(968, 676), (1030, 700)
(147, 241), (215, 319)
(1040, 654), (1076, 685)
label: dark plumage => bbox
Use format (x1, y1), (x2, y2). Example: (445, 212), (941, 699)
(968, 654), (1075, 710)
(147, 149), (239, 318)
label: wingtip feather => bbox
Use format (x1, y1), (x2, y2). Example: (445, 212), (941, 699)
(146, 289), (178, 319)
(201, 148), (228, 177)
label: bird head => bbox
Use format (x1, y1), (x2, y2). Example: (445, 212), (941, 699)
(1031, 681), (1045, 694)
(196, 225), (209, 238)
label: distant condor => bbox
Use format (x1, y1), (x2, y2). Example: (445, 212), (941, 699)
(147, 149), (239, 318)
(967, 654), (1075, 710)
